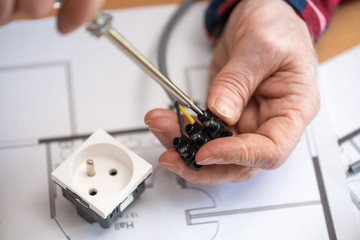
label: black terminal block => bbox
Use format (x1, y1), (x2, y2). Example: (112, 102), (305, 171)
(173, 109), (232, 171)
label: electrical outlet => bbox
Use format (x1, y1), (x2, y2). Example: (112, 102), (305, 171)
(51, 129), (152, 228)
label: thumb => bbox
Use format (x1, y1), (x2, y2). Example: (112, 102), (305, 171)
(207, 43), (276, 125)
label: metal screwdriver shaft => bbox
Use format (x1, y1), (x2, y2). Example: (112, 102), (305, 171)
(86, 11), (203, 116)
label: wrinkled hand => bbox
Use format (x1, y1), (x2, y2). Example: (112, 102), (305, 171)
(145, 0), (320, 185)
(0, 0), (105, 33)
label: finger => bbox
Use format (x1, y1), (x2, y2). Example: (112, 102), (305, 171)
(256, 72), (319, 126)
(196, 114), (305, 170)
(57, 0), (105, 34)
(144, 108), (183, 149)
(15, 0), (53, 18)
(145, 108), (194, 129)
(237, 98), (260, 133)
(0, 0), (15, 25)
(206, 34), (283, 126)
(159, 149), (261, 185)
(145, 108), (180, 123)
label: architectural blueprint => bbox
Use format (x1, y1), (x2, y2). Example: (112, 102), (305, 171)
(0, 3), (359, 240)
(319, 45), (360, 216)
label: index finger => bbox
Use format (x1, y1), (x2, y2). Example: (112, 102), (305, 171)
(196, 114), (305, 170)
(159, 148), (261, 185)
(57, 0), (105, 33)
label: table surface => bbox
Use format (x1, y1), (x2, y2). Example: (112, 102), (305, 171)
(13, 0), (360, 63)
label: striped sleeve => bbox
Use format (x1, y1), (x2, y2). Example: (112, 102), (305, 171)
(286, 0), (341, 42)
(205, 0), (241, 45)
(205, 0), (348, 44)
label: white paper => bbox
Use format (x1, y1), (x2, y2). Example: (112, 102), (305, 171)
(0, 3), (358, 240)
(319, 44), (360, 223)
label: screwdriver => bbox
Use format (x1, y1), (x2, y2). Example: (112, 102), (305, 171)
(86, 11), (203, 116)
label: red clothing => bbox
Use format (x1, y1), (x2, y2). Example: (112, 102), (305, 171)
(286, 0), (340, 42)
(205, 0), (352, 43)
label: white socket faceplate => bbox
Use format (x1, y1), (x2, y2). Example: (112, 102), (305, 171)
(51, 129), (152, 218)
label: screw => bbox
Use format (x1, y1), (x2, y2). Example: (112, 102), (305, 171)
(179, 145), (188, 154)
(205, 120), (211, 127)
(191, 133), (199, 140)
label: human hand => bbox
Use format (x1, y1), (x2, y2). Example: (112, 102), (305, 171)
(145, 0), (319, 185)
(0, 0), (105, 33)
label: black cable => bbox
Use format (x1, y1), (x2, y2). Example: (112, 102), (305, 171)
(157, 0), (197, 136)
(175, 102), (186, 136)
(174, 103), (186, 136)
(158, 0), (196, 80)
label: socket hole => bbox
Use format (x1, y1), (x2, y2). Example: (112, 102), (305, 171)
(109, 168), (118, 176)
(89, 188), (97, 196)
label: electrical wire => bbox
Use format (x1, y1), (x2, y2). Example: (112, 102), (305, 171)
(179, 104), (195, 124)
(157, 0), (198, 136)
(175, 103), (186, 136)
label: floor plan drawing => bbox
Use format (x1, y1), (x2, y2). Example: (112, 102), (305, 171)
(319, 44), (360, 216)
(338, 128), (360, 211)
(34, 125), (340, 239)
(0, 3), (359, 240)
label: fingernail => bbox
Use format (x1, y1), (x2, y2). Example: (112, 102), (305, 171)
(149, 127), (168, 144)
(212, 96), (238, 119)
(144, 119), (151, 125)
(198, 158), (223, 165)
(160, 162), (183, 175)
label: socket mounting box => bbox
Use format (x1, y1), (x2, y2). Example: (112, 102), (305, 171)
(51, 129), (152, 228)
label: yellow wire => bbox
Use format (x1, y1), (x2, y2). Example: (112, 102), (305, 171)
(179, 104), (195, 124)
